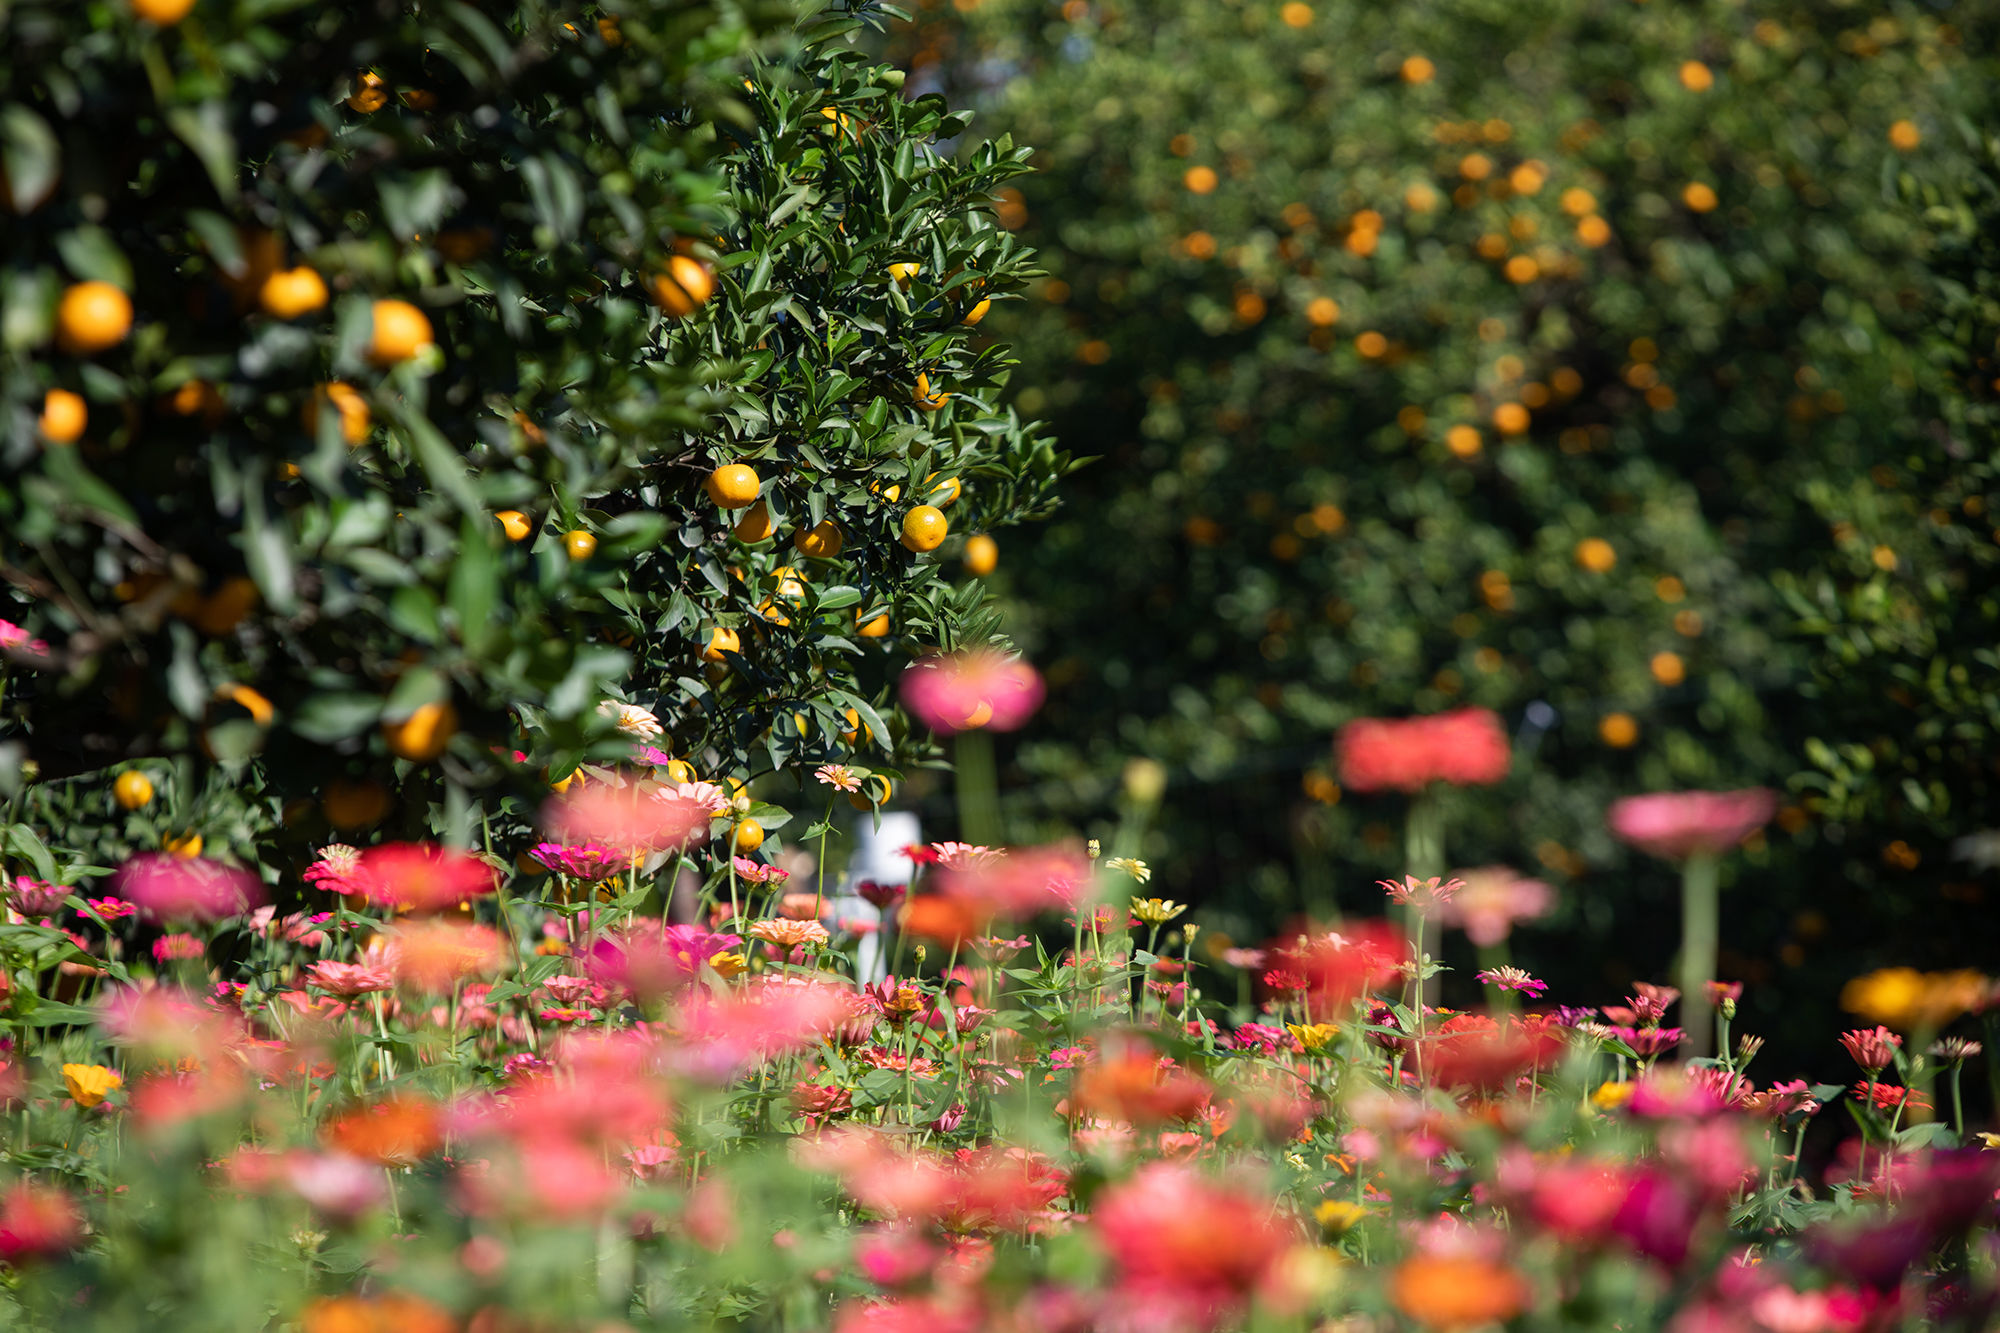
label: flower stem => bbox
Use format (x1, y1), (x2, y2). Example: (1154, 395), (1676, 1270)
(1678, 851), (1720, 1060)
(954, 729), (1001, 845)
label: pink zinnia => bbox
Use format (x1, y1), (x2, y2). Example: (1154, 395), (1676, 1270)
(543, 782), (706, 853)
(85, 896), (137, 922)
(306, 960), (395, 997)
(0, 620), (51, 660)
(151, 933), (206, 962)
(1607, 789), (1777, 860)
(930, 841), (999, 871)
(302, 844), (363, 897)
(348, 843), (498, 913)
(0, 1182), (82, 1262)
(1336, 708), (1510, 793)
(733, 857), (791, 886)
(115, 854), (262, 924)
(584, 925), (742, 998)
(1436, 867), (1553, 947)
(7, 876), (67, 915)
(1838, 1025), (1901, 1074)
(750, 918), (831, 950)
(529, 841), (631, 882)
(899, 649), (1044, 735)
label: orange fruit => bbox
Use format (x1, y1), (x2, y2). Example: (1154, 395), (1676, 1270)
(1681, 182), (1718, 213)
(216, 682), (274, 725)
(733, 501), (775, 542)
(56, 281), (133, 355)
(702, 626), (740, 662)
(651, 256), (715, 316)
(347, 71), (388, 113)
(1492, 403), (1530, 435)
(1560, 188), (1597, 216)
(1305, 297), (1340, 327)
(913, 373), (950, 411)
(1888, 119), (1920, 152)
(384, 700), (457, 762)
(1650, 652), (1686, 687)
(304, 382), (371, 445)
(1679, 60), (1714, 92)
(165, 832), (203, 859)
(1183, 165), (1218, 194)
(131, 0), (196, 22)
(323, 778), (391, 829)
(1574, 538), (1617, 573)
(794, 519), (844, 559)
(1400, 55), (1435, 84)
(369, 299), (433, 364)
(563, 530), (596, 561)
(887, 262), (921, 288)
(495, 510), (532, 542)
(963, 298), (991, 325)
(963, 533), (998, 576)
(259, 267), (328, 319)
(857, 610), (891, 638)
(39, 389), (86, 444)
(706, 463), (761, 509)
(840, 707), (872, 745)
(924, 474), (961, 506)
(1446, 425), (1482, 457)
(113, 771), (154, 810)
(901, 505), (947, 552)
(1576, 215), (1612, 247)
(1599, 713), (1639, 748)
(846, 774), (892, 810)
(191, 576), (259, 636)
(663, 758), (697, 785)
(1280, 3), (1313, 28)
(732, 819), (764, 852)
(167, 379), (224, 422)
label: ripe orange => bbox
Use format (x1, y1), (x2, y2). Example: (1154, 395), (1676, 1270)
(840, 707), (872, 745)
(734, 501), (775, 542)
(963, 533), (998, 576)
(167, 379), (224, 422)
(732, 819), (764, 852)
(191, 576), (259, 636)
(56, 281), (133, 354)
(1575, 538), (1617, 573)
(384, 700), (457, 762)
(347, 71), (388, 113)
(1576, 215), (1612, 247)
(887, 262), (921, 288)
(901, 505), (947, 552)
(305, 382), (371, 445)
(368, 299), (434, 365)
(651, 256), (715, 316)
(794, 520), (844, 559)
(846, 774), (892, 810)
(913, 373), (950, 411)
(1679, 60), (1714, 92)
(131, 0), (196, 23)
(113, 770), (155, 810)
(1304, 297), (1340, 327)
(1599, 713), (1639, 748)
(663, 758), (697, 785)
(702, 626), (741, 662)
(39, 389), (86, 444)
(495, 510), (532, 542)
(856, 610), (891, 638)
(165, 832), (203, 859)
(1492, 403), (1530, 435)
(924, 474), (961, 506)
(1280, 3), (1313, 28)
(1400, 55), (1435, 84)
(1650, 652), (1686, 687)
(1682, 182), (1718, 213)
(216, 682), (274, 725)
(563, 530), (596, 561)
(322, 778), (390, 829)
(1183, 165), (1218, 194)
(1446, 426), (1482, 457)
(706, 463), (761, 509)
(963, 298), (991, 325)
(259, 267), (328, 319)
(1888, 119), (1920, 152)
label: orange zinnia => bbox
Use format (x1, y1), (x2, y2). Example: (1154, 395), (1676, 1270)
(1388, 1254), (1530, 1329)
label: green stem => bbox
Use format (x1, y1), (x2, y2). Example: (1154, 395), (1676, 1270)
(954, 729), (1000, 845)
(1678, 851), (1719, 1060)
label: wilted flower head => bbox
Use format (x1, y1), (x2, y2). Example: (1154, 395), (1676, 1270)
(1436, 867), (1554, 947)
(349, 843), (498, 913)
(1608, 789), (1776, 860)
(1337, 708), (1510, 793)
(114, 854), (262, 924)
(899, 649), (1044, 735)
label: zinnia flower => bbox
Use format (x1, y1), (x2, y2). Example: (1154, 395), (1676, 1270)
(114, 854), (262, 923)
(750, 918), (831, 950)
(815, 764), (862, 792)
(306, 960), (396, 997)
(62, 1062), (122, 1108)
(529, 841), (632, 882)
(1607, 789), (1776, 860)
(1838, 1025), (1902, 1074)
(1337, 708), (1510, 793)
(899, 649), (1044, 735)
(733, 858), (792, 886)
(302, 844), (364, 897)
(596, 699), (664, 740)
(1475, 966), (1547, 997)
(0, 1183), (82, 1262)
(348, 843), (499, 913)
(1435, 867), (1553, 947)
(6, 876), (67, 915)
(1387, 1253), (1530, 1329)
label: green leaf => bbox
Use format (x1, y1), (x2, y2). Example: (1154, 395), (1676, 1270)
(0, 106), (59, 213)
(165, 102), (239, 203)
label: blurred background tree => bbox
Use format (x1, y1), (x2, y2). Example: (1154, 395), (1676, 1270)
(890, 0), (2000, 1061)
(0, 2), (1067, 874)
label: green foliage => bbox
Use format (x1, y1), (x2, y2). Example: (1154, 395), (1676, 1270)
(0, 0), (1068, 865)
(897, 0), (2000, 1014)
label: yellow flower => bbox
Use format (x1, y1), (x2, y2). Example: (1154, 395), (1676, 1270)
(1129, 896), (1184, 925)
(63, 1062), (122, 1108)
(1841, 967), (1987, 1031)
(1288, 1022), (1341, 1053)
(707, 951), (748, 979)
(1590, 1080), (1634, 1111)
(1314, 1199), (1368, 1233)
(1106, 857), (1152, 884)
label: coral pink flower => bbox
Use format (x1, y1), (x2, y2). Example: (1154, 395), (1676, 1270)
(542, 782), (706, 853)
(1838, 1026), (1901, 1074)
(151, 933), (206, 962)
(1608, 789), (1777, 860)
(1091, 1161), (1297, 1318)
(0, 1182), (83, 1262)
(585, 925), (742, 999)
(661, 979), (857, 1081)
(1337, 708), (1510, 793)
(302, 844), (363, 897)
(930, 842), (1000, 870)
(85, 896), (136, 922)
(733, 857), (792, 886)
(899, 649), (1044, 735)
(386, 920), (508, 992)
(284, 1151), (388, 1219)
(114, 854), (262, 923)
(1437, 867), (1554, 947)
(939, 841), (1091, 919)
(306, 960), (395, 997)
(348, 843), (498, 913)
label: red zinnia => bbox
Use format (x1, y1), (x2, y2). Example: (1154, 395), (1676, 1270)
(349, 843), (498, 914)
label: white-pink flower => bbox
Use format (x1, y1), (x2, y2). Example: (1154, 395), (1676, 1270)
(930, 841), (1000, 871)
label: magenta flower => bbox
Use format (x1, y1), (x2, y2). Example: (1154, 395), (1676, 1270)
(1607, 789), (1776, 860)
(114, 854), (262, 924)
(899, 649), (1044, 735)
(85, 897), (137, 922)
(302, 844), (363, 897)
(584, 925), (742, 999)
(0, 620), (51, 660)
(1475, 966), (1548, 997)
(529, 841), (631, 882)
(6, 876), (68, 916)
(732, 858), (791, 886)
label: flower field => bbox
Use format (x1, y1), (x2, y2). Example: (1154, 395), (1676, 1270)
(3, 0), (1998, 1329)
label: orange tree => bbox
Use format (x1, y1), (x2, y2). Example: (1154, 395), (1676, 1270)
(0, 0), (1065, 871)
(897, 1), (2000, 1021)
